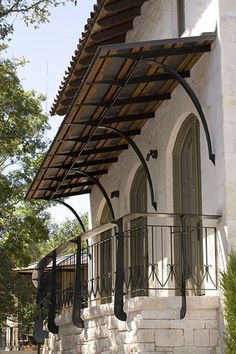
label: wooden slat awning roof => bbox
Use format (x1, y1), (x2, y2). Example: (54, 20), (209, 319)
(26, 33), (215, 201)
(51, 0), (149, 116)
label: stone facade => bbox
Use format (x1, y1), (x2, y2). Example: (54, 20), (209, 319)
(43, 297), (222, 354)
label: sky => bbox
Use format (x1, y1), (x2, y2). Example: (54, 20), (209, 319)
(6, 0), (95, 223)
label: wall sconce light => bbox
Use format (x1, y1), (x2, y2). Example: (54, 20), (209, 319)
(111, 190), (119, 198)
(146, 149), (158, 161)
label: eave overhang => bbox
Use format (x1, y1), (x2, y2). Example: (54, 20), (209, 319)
(26, 33), (216, 201)
(51, 0), (149, 116)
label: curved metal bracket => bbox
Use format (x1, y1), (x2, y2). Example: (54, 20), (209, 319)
(47, 250), (59, 334)
(54, 199), (86, 233)
(97, 126), (157, 211)
(113, 217), (127, 321)
(53, 199), (86, 329)
(33, 199), (86, 333)
(33, 256), (51, 342)
(73, 170), (115, 220)
(71, 237), (84, 328)
(143, 59), (215, 165)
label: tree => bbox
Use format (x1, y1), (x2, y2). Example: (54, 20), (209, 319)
(0, 0), (84, 338)
(0, 248), (36, 328)
(0, 52), (88, 322)
(0, 0), (78, 39)
(221, 251), (236, 354)
(0, 48), (51, 326)
(39, 213), (89, 256)
(0, 213), (88, 334)
(0, 50), (51, 259)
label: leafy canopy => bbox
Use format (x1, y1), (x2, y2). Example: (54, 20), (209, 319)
(0, 52), (88, 326)
(0, 47), (51, 324)
(0, 0), (78, 39)
(0, 0), (88, 335)
(39, 213), (88, 256)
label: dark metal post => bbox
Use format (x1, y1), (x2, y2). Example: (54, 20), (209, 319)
(47, 250), (59, 334)
(114, 217), (127, 321)
(180, 215), (187, 319)
(72, 237), (84, 328)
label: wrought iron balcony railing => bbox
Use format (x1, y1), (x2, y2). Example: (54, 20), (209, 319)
(52, 212), (220, 321)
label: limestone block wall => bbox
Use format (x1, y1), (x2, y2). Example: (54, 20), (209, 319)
(43, 296), (223, 354)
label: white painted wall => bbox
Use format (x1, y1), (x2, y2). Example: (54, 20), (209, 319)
(218, 0), (236, 249)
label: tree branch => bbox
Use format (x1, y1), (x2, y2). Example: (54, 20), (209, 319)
(0, 0), (51, 18)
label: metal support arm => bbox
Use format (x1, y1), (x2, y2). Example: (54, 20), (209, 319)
(73, 170), (115, 220)
(54, 199), (86, 233)
(97, 126), (157, 211)
(144, 59), (215, 165)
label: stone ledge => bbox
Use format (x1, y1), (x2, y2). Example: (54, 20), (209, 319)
(130, 319), (209, 330)
(81, 303), (114, 320)
(125, 296), (220, 314)
(173, 347), (216, 354)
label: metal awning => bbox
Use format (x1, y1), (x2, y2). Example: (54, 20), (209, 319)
(26, 33), (215, 201)
(51, 0), (150, 116)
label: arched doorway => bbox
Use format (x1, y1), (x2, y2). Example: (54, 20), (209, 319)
(173, 115), (203, 294)
(130, 166), (148, 296)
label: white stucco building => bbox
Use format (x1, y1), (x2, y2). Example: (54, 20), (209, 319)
(27, 0), (236, 353)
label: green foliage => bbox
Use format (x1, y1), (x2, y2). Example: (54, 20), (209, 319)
(220, 251), (236, 354)
(40, 213), (89, 257)
(0, 0), (78, 40)
(0, 48), (52, 327)
(0, 54), (49, 171)
(0, 247), (36, 327)
(0, 48), (51, 261)
(0, 0), (88, 336)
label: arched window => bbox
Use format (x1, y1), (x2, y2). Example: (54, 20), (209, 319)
(173, 115), (203, 294)
(129, 166), (148, 297)
(130, 165), (147, 214)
